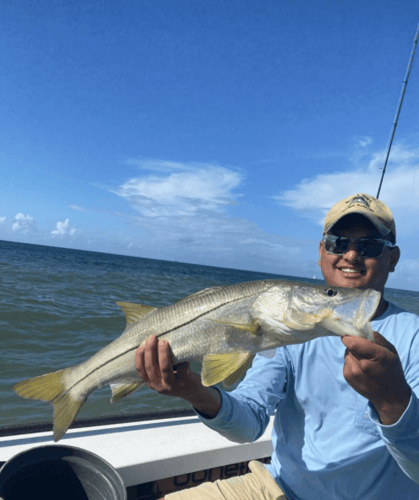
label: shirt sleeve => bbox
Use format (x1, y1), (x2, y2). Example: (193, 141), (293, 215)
(369, 307), (419, 485)
(369, 392), (419, 484)
(195, 348), (288, 443)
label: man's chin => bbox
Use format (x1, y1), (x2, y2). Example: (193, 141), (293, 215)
(328, 272), (367, 288)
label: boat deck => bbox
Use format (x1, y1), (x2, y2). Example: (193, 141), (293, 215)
(0, 412), (274, 498)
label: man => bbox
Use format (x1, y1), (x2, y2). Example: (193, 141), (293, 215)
(135, 193), (419, 499)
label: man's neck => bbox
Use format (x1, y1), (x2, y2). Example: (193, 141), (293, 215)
(372, 297), (389, 320)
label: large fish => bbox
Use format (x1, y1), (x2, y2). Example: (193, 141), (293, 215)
(14, 280), (380, 441)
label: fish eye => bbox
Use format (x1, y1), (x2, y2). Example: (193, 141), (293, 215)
(324, 288), (337, 297)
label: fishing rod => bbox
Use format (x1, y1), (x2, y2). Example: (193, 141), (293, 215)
(376, 22), (419, 199)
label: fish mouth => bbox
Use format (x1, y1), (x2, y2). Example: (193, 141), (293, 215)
(323, 288), (381, 339)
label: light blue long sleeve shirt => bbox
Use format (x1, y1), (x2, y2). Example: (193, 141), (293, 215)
(196, 303), (419, 500)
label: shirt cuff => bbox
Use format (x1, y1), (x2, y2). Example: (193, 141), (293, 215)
(194, 388), (232, 429)
(368, 391), (419, 439)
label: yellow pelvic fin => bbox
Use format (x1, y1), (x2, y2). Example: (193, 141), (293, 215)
(209, 318), (262, 335)
(110, 380), (145, 403)
(117, 301), (157, 326)
(14, 369), (85, 442)
(222, 353), (255, 387)
(202, 352), (255, 387)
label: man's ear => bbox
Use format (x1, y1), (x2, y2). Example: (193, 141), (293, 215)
(318, 240), (324, 266)
(389, 246), (400, 272)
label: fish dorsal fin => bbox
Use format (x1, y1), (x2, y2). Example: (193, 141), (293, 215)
(202, 352), (254, 387)
(117, 301), (157, 325)
(110, 380), (146, 403)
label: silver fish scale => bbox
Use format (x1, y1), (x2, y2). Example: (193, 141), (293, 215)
(123, 280), (284, 347)
(67, 280), (285, 387)
(120, 279), (286, 361)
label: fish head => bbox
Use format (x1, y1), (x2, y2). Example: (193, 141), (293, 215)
(250, 283), (381, 344)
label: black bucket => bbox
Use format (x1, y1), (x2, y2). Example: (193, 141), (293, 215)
(0, 444), (127, 500)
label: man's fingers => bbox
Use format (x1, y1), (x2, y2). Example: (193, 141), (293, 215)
(135, 344), (145, 378)
(142, 334), (160, 383)
(341, 332), (396, 359)
(341, 335), (376, 359)
(372, 331), (397, 354)
(135, 335), (193, 396)
(158, 339), (175, 385)
(135, 338), (153, 383)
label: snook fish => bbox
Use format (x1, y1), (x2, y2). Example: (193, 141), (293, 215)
(14, 279), (380, 441)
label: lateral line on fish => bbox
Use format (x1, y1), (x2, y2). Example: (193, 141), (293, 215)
(62, 291), (260, 395)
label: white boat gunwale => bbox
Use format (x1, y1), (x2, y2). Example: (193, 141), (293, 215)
(0, 411), (274, 489)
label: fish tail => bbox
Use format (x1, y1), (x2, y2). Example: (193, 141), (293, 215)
(14, 369), (85, 442)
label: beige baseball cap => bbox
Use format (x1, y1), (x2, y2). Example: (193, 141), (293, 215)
(323, 193), (396, 240)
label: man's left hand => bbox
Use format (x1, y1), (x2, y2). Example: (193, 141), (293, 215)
(342, 331), (411, 425)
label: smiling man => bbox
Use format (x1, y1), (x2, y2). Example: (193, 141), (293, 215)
(136, 193), (419, 500)
(320, 193), (399, 302)
(319, 194), (410, 428)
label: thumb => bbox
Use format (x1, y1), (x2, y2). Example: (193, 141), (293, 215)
(373, 331), (397, 354)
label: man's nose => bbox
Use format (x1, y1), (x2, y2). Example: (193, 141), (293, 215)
(342, 241), (362, 261)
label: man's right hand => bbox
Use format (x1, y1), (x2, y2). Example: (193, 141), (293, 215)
(135, 334), (222, 418)
(135, 334), (196, 399)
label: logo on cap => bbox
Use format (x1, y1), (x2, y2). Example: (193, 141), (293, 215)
(346, 194), (374, 212)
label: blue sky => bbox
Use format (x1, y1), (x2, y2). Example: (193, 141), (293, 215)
(1, 0), (419, 291)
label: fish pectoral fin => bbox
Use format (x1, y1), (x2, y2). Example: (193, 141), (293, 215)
(208, 318), (262, 336)
(117, 301), (157, 326)
(110, 380), (146, 402)
(14, 369), (84, 442)
(202, 352), (254, 387)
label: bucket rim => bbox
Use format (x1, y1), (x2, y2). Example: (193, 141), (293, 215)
(0, 443), (126, 499)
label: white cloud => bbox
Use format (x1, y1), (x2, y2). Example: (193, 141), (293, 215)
(69, 204), (88, 212)
(109, 160), (243, 217)
(97, 151), (418, 287)
(270, 142), (419, 289)
(12, 213), (36, 234)
(125, 158), (199, 173)
(355, 136), (373, 149)
(51, 218), (77, 237)
(0, 216), (5, 224)
(274, 143), (419, 232)
(102, 160), (314, 276)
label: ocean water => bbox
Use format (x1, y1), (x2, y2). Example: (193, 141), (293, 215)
(1, 240), (418, 429)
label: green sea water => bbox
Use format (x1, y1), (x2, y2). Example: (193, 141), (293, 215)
(1, 240), (418, 428)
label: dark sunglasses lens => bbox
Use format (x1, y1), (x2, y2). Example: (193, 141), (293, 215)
(357, 240), (385, 257)
(325, 236), (350, 254)
(325, 236), (387, 257)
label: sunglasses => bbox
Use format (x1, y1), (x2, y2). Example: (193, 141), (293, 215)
(323, 234), (395, 258)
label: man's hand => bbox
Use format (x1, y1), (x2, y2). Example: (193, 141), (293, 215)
(135, 334), (222, 418)
(135, 334), (197, 398)
(342, 331), (411, 425)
